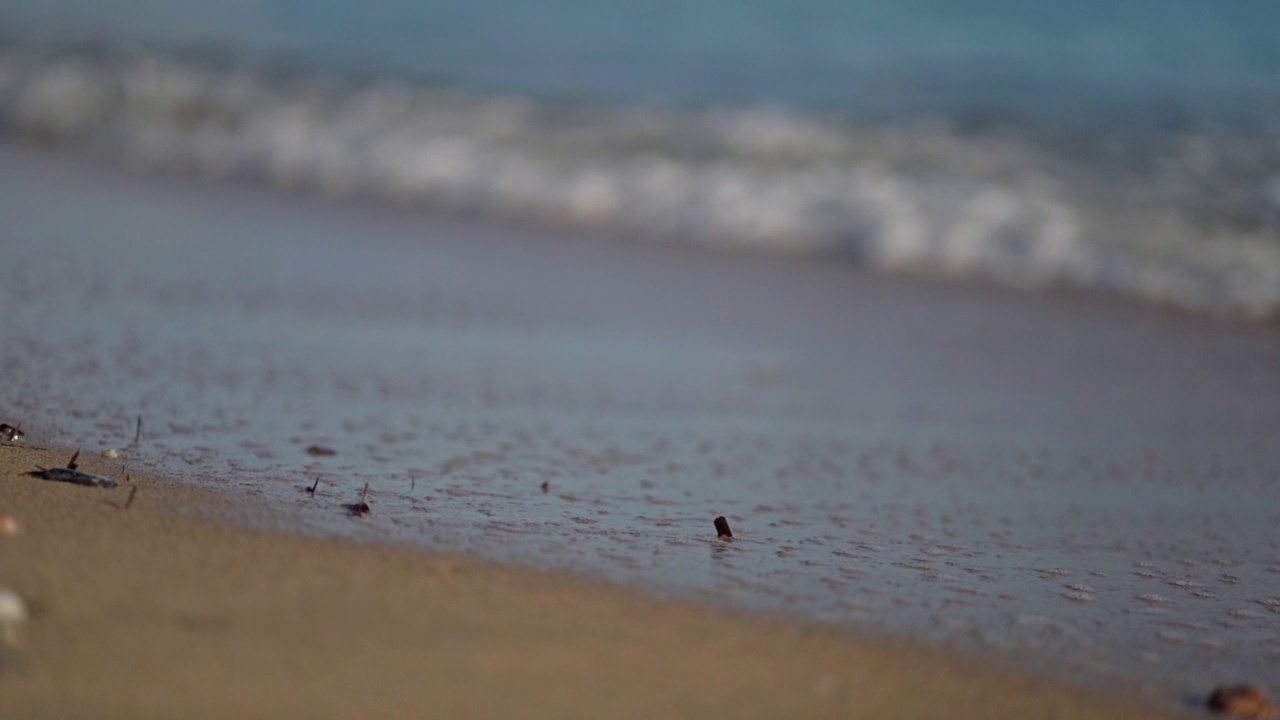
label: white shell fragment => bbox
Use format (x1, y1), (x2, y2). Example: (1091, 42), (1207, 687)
(0, 587), (28, 646)
(101, 449), (118, 459)
(0, 423), (23, 443)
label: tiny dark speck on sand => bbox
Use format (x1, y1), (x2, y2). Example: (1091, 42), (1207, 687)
(306, 445), (336, 457)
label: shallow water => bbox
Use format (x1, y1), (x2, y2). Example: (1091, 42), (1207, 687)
(3, 37), (1280, 317)
(2, 147), (1279, 700)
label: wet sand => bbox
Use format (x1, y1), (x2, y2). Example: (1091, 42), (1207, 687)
(0, 444), (1178, 719)
(1, 143), (1279, 706)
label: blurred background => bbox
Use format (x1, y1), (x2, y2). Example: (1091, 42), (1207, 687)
(2, 0), (1279, 317)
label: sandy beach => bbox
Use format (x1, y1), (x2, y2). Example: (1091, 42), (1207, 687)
(0, 443), (1180, 720)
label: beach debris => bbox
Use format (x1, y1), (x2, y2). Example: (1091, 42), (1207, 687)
(540, 481), (550, 494)
(343, 483), (371, 517)
(102, 448), (119, 459)
(0, 587), (28, 647)
(133, 415), (142, 445)
(0, 516), (21, 536)
(300, 477), (320, 497)
(714, 516), (733, 539)
(306, 445), (337, 457)
(24, 450), (119, 488)
(1208, 685), (1276, 720)
(123, 485), (139, 510)
(0, 423), (24, 444)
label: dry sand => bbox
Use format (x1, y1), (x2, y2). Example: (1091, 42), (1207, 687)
(0, 444), (1182, 719)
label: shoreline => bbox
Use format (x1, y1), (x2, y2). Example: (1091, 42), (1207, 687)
(0, 442), (1182, 719)
(3, 141), (1277, 709)
(8, 142), (1280, 329)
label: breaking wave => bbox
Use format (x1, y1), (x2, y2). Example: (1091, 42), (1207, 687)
(2, 42), (1279, 317)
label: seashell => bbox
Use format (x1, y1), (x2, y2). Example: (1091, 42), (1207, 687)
(101, 449), (118, 459)
(0, 423), (23, 443)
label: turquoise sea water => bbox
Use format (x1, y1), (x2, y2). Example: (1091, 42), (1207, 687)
(7, 0), (1280, 122)
(2, 2), (1279, 315)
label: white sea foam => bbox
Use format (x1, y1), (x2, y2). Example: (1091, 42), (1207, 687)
(3, 43), (1279, 317)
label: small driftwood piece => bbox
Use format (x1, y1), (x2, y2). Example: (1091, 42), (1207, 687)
(25, 450), (118, 489)
(714, 516), (733, 539)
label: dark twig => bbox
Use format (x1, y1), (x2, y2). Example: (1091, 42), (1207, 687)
(25, 450), (119, 488)
(134, 415), (142, 445)
(124, 485), (138, 510)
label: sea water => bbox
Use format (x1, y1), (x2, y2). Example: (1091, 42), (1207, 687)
(2, 1), (1280, 315)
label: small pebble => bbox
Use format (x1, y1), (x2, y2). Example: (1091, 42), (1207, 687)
(343, 483), (371, 516)
(306, 445), (336, 457)
(1208, 685), (1277, 720)
(0, 516), (20, 536)
(101, 449), (118, 459)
